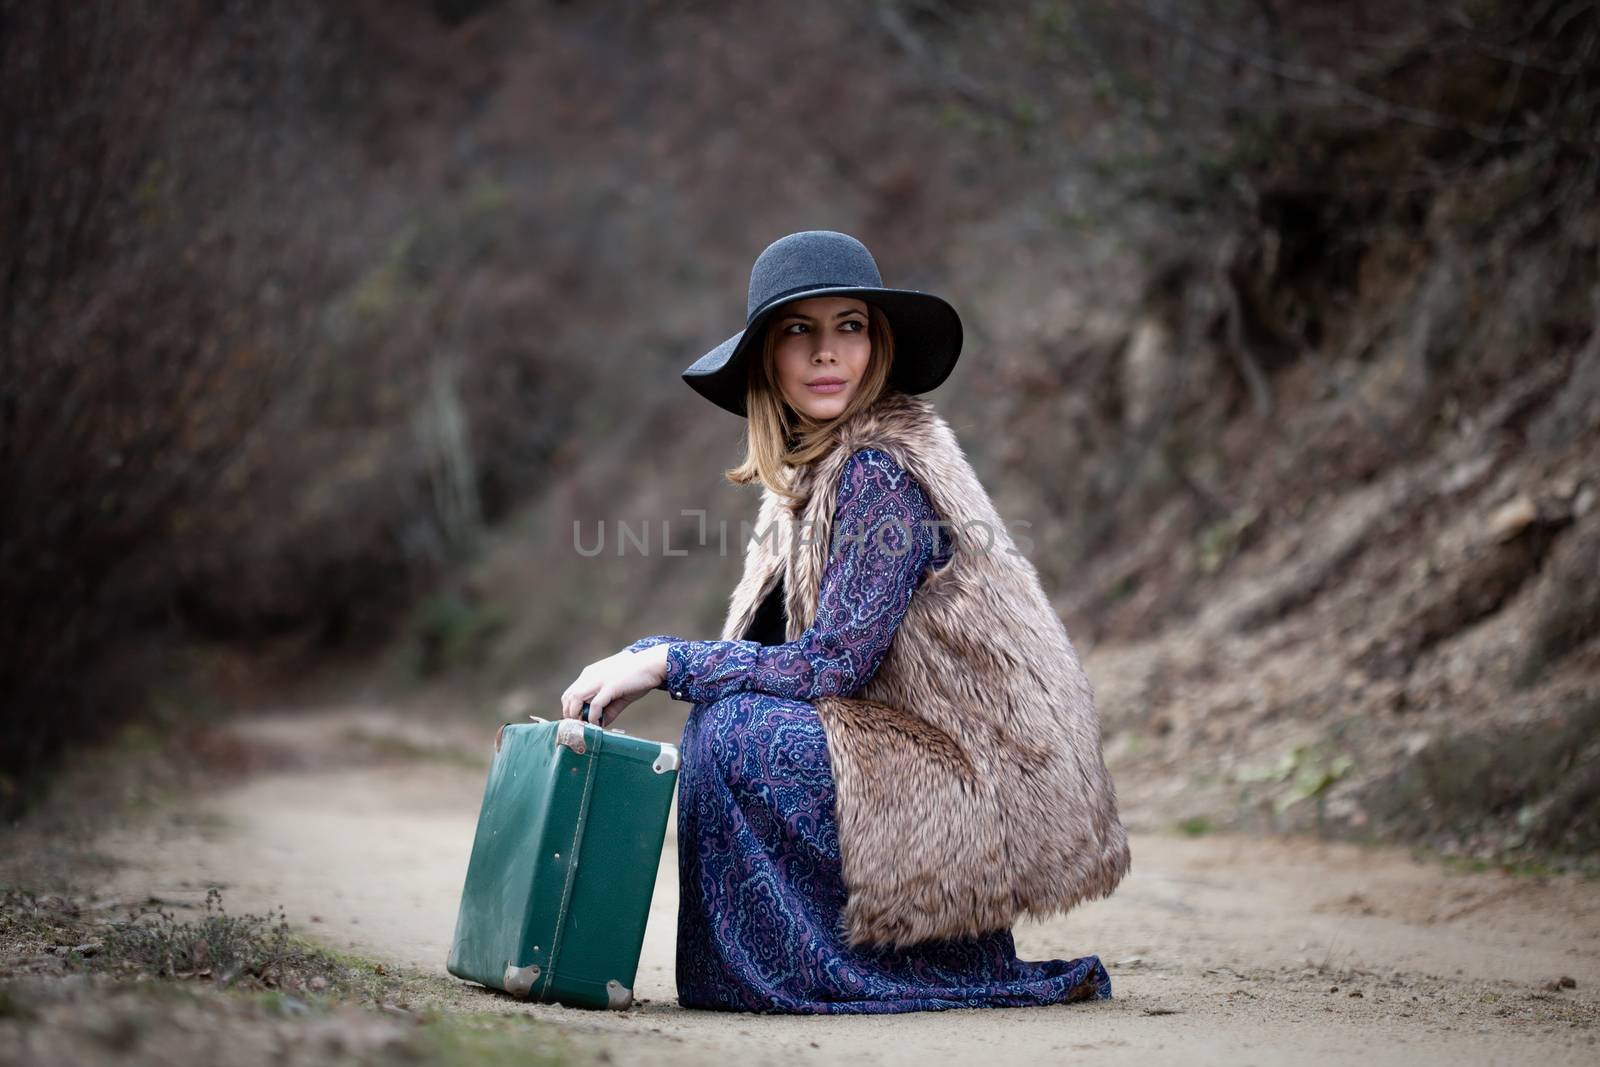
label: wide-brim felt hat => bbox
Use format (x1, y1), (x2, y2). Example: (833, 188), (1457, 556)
(682, 230), (963, 417)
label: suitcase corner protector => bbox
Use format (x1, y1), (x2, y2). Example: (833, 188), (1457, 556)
(555, 718), (588, 754)
(653, 745), (680, 774)
(504, 963), (541, 998)
(606, 979), (633, 1009)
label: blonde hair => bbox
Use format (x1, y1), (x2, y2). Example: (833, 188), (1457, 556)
(725, 301), (897, 502)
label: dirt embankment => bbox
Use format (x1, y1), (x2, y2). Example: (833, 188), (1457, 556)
(1083, 349), (1600, 858)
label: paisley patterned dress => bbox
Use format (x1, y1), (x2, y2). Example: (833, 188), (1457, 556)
(626, 447), (1112, 1014)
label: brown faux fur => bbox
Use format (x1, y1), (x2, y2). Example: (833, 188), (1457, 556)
(719, 389), (1132, 949)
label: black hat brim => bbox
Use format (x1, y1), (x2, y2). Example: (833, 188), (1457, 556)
(681, 286), (962, 417)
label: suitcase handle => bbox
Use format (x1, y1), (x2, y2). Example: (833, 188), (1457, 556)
(525, 702), (622, 731)
(576, 701), (628, 732)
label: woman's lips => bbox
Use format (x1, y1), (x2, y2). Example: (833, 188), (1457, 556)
(806, 378), (847, 394)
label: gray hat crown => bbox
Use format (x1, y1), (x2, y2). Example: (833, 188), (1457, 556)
(745, 231), (884, 321)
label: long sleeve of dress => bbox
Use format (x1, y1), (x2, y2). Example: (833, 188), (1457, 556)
(624, 634), (689, 653)
(649, 448), (948, 706)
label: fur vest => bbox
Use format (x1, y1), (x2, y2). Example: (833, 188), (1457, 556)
(720, 389), (1131, 949)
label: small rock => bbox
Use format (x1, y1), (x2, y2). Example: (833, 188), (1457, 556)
(1348, 990), (1364, 998)
(1441, 454), (1495, 495)
(310, 976), (328, 992)
(1487, 495), (1537, 541)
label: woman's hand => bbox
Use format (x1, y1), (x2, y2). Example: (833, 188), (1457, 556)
(558, 644), (671, 727)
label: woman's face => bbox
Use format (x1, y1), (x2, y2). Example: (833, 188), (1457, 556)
(769, 295), (872, 421)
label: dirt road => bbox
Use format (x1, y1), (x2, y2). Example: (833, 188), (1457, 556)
(81, 709), (1599, 1065)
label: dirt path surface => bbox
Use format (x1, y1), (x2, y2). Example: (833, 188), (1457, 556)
(81, 709), (1600, 1066)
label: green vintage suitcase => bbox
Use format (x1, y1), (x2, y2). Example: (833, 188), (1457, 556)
(446, 708), (679, 1009)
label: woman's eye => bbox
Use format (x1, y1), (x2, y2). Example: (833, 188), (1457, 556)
(784, 323), (808, 334)
(842, 320), (865, 332)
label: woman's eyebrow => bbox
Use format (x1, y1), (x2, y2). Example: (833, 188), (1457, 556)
(779, 309), (868, 322)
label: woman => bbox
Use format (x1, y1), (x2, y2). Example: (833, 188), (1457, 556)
(559, 230), (1131, 1014)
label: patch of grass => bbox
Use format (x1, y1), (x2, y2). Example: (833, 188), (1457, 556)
(0, 889), (69, 960)
(1234, 741), (1356, 831)
(1416, 846), (1600, 881)
(2, 887), (597, 1066)
(417, 1013), (573, 1067)
(1177, 815), (1215, 836)
(94, 887), (349, 991)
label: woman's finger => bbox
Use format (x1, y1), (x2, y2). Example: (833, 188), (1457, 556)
(561, 680), (589, 719)
(561, 666), (594, 718)
(588, 688), (612, 727)
(602, 693), (634, 728)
